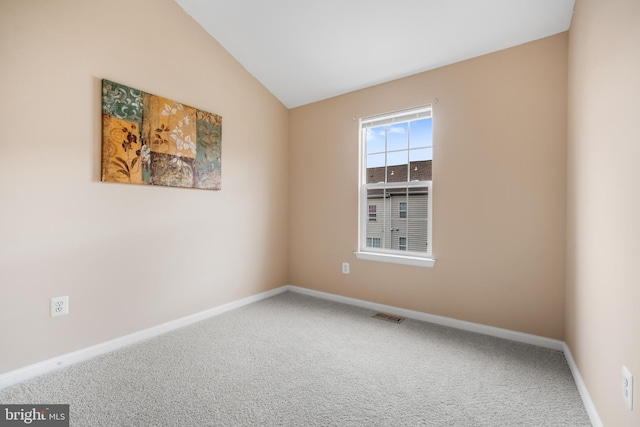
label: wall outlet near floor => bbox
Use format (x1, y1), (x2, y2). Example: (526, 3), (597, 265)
(50, 296), (69, 317)
(341, 262), (350, 274)
(622, 365), (633, 410)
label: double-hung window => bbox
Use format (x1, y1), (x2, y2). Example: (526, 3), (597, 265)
(399, 237), (407, 251)
(399, 202), (407, 219)
(356, 105), (434, 267)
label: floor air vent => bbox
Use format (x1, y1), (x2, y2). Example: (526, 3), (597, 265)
(372, 312), (405, 323)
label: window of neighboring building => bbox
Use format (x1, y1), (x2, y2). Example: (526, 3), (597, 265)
(366, 237), (381, 248)
(399, 237), (407, 251)
(368, 205), (376, 221)
(356, 105), (434, 267)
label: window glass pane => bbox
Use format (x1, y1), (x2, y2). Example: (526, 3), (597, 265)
(409, 118), (432, 149)
(366, 189), (387, 249)
(409, 147), (432, 161)
(387, 150), (408, 167)
(366, 153), (385, 183)
(410, 161), (431, 181)
(407, 219), (428, 252)
(366, 126), (386, 154)
(387, 189), (406, 250)
(367, 153), (385, 168)
(387, 164), (407, 183)
(387, 122), (408, 152)
(407, 188), (429, 218)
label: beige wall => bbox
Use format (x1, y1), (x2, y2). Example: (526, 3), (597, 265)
(289, 34), (568, 340)
(566, 0), (640, 425)
(0, 0), (289, 374)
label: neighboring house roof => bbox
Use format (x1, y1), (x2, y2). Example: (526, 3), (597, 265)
(366, 160), (432, 184)
(366, 160), (432, 198)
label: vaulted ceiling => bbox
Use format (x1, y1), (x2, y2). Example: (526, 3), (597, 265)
(175, 0), (575, 108)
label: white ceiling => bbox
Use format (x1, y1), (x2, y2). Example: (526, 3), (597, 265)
(175, 0), (575, 108)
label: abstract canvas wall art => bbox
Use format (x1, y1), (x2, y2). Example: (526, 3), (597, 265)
(101, 79), (222, 190)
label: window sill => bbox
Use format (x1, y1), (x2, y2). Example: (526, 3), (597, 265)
(354, 251), (436, 268)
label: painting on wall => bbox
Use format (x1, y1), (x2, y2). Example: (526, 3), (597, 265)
(101, 79), (222, 190)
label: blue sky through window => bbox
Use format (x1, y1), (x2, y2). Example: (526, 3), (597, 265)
(366, 118), (432, 168)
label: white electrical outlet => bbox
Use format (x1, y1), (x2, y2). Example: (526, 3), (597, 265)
(342, 262), (350, 274)
(50, 296), (69, 317)
(623, 366), (633, 410)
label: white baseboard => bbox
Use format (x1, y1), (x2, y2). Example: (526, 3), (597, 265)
(0, 283), (603, 427)
(285, 285), (564, 351)
(0, 286), (287, 390)
(563, 343), (603, 427)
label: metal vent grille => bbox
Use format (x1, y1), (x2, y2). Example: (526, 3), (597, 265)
(372, 312), (405, 323)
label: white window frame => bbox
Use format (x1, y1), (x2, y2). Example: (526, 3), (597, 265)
(355, 105), (435, 268)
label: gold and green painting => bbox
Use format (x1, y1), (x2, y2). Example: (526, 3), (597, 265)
(101, 79), (222, 190)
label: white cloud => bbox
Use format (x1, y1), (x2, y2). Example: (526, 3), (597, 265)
(388, 125), (406, 135)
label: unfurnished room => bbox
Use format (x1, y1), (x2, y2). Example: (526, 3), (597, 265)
(0, 0), (638, 426)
